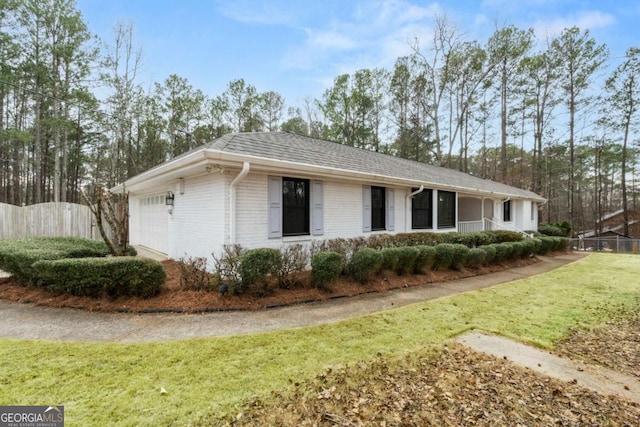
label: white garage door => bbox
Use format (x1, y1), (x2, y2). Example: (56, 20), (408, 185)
(138, 194), (169, 254)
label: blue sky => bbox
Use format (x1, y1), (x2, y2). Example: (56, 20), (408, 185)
(76, 0), (639, 106)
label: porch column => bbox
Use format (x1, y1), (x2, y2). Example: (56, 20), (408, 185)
(481, 197), (485, 231)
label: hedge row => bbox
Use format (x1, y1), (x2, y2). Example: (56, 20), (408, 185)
(32, 257), (165, 298)
(212, 234), (569, 295)
(310, 230), (524, 264)
(0, 237), (111, 283)
(0, 237), (162, 298)
(311, 236), (570, 289)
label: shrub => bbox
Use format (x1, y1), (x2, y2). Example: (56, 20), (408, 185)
(510, 241), (526, 258)
(450, 244), (470, 270)
(311, 251), (343, 291)
(348, 248), (383, 283)
(212, 244), (244, 294)
(537, 237), (554, 254)
(551, 236), (570, 252)
(492, 242), (511, 263)
(239, 248), (282, 295)
(434, 243), (456, 270)
(32, 257), (165, 298)
(0, 237), (110, 283)
(520, 239), (537, 257)
(380, 247), (402, 272)
(467, 248), (487, 268)
(278, 244), (308, 289)
(395, 246), (419, 275)
(530, 238), (542, 255)
(177, 255), (213, 291)
(481, 245), (497, 265)
(484, 230), (524, 243)
(445, 232), (493, 248)
(538, 224), (566, 237)
(414, 245), (437, 273)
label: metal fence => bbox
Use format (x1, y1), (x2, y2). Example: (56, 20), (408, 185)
(570, 237), (640, 254)
(0, 202), (108, 240)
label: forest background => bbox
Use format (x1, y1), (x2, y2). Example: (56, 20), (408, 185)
(0, 0), (638, 236)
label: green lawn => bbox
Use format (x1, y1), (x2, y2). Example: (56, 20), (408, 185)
(1, 253), (639, 426)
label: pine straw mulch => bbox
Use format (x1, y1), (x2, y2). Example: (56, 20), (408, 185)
(219, 312), (640, 427)
(0, 257), (540, 313)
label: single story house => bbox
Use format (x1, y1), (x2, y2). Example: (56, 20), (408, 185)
(114, 132), (545, 260)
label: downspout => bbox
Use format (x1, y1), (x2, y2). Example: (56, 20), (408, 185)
(405, 185), (425, 232)
(230, 162), (250, 244)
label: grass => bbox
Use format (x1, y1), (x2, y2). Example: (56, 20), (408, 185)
(0, 253), (639, 426)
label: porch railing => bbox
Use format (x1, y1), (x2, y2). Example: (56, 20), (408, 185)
(458, 220), (484, 233)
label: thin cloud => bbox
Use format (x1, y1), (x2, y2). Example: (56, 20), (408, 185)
(216, 0), (301, 26)
(533, 10), (616, 37)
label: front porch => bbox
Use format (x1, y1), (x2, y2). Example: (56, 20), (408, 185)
(457, 195), (535, 236)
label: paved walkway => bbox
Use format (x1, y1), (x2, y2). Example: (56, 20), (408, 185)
(0, 253), (585, 343)
(457, 331), (640, 404)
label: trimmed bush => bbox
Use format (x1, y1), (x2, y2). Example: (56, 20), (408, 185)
(450, 244), (470, 270)
(348, 248), (383, 283)
(32, 257), (165, 298)
(481, 245), (497, 265)
(0, 237), (110, 283)
(492, 242), (511, 263)
(395, 246), (419, 275)
(530, 238), (542, 255)
(551, 236), (570, 251)
(414, 245), (437, 273)
(433, 243), (456, 270)
(240, 248), (282, 295)
(445, 232), (494, 248)
(467, 248), (487, 268)
(538, 237), (554, 254)
(380, 247), (402, 271)
(311, 251), (343, 290)
(484, 230), (524, 243)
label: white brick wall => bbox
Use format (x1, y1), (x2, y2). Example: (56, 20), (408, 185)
(233, 174), (411, 249)
(169, 173), (226, 260)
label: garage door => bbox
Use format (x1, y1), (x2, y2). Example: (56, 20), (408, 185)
(138, 194), (169, 254)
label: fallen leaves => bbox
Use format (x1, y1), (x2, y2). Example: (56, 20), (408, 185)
(223, 339), (640, 426)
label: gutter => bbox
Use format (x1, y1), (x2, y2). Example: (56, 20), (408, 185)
(229, 162), (250, 244)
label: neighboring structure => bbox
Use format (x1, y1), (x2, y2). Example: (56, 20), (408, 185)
(578, 209), (640, 239)
(114, 132), (545, 259)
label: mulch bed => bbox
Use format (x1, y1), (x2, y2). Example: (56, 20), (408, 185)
(0, 257), (540, 313)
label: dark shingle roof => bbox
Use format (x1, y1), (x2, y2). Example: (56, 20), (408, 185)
(204, 132), (543, 200)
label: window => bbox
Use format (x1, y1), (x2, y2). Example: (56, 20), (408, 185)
(371, 186), (386, 231)
(268, 176), (323, 238)
(531, 202), (536, 221)
(412, 189), (433, 229)
(503, 200), (512, 222)
(282, 177), (309, 236)
(362, 186), (394, 232)
(437, 190), (455, 229)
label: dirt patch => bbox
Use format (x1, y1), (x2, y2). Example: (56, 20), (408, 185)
(216, 314), (640, 426)
(0, 257), (540, 313)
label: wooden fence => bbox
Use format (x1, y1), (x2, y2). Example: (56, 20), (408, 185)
(0, 202), (108, 240)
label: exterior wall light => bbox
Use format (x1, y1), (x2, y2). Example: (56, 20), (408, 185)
(165, 191), (175, 206)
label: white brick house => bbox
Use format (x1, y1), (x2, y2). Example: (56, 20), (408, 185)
(115, 132), (545, 260)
